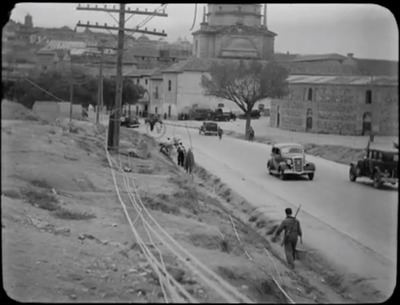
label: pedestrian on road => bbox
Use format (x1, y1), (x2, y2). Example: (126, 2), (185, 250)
(272, 208), (302, 269)
(184, 148), (195, 174)
(248, 126), (255, 141)
(217, 126), (223, 140)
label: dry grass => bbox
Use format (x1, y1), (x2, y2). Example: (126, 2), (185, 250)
(2, 189), (22, 199)
(52, 206), (96, 220)
(21, 188), (59, 211)
(30, 179), (52, 189)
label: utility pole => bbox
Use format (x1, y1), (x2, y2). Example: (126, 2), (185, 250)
(76, 3), (168, 151)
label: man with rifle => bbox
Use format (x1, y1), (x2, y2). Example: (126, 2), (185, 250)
(272, 206), (303, 269)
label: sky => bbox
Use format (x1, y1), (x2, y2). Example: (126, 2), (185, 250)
(7, 3), (399, 61)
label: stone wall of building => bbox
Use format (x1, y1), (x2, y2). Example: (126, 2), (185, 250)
(270, 84), (398, 136)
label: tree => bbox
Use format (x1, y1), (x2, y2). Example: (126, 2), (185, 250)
(201, 60), (289, 139)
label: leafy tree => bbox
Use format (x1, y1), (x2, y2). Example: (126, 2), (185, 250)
(201, 60), (289, 139)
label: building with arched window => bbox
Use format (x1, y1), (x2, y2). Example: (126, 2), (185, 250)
(270, 75), (398, 135)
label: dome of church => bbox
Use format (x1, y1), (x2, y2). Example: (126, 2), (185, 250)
(137, 34), (150, 41)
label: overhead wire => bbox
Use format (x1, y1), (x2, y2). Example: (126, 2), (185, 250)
(102, 119), (294, 303)
(189, 3), (198, 31)
(105, 135), (196, 302)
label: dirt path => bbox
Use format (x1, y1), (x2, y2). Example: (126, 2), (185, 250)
(1, 113), (380, 303)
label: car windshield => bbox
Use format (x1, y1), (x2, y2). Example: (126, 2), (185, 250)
(281, 146), (303, 154)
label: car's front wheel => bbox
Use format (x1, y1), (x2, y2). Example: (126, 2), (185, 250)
(308, 173), (314, 180)
(267, 162), (273, 175)
(349, 167), (357, 182)
(279, 168), (286, 180)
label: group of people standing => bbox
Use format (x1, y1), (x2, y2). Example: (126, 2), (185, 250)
(176, 142), (195, 174)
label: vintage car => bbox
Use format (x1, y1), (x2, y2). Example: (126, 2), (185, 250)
(267, 143), (316, 180)
(349, 142), (398, 188)
(120, 115), (140, 128)
(199, 121), (218, 136)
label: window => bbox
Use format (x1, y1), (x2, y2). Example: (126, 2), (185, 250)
(145, 79), (148, 85)
(155, 107), (158, 114)
(365, 90), (372, 104)
(136, 79), (140, 84)
(218, 103), (224, 108)
(307, 88), (313, 101)
(168, 80), (172, 91)
(154, 86), (159, 99)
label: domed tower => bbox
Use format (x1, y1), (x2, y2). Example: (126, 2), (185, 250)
(192, 4), (276, 60)
(207, 4), (262, 27)
(24, 13), (33, 28)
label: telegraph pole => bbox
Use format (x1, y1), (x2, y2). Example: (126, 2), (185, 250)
(76, 3), (168, 151)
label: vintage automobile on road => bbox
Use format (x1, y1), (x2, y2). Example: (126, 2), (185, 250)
(120, 115), (140, 128)
(267, 143), (316, 180)
(199, 121), (218, 136)
(349, 142), (398, 188)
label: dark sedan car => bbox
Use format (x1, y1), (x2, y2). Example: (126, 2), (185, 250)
(199, 121), (218, 136)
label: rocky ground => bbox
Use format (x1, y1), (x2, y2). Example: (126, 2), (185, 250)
(1, 101), (384, 303)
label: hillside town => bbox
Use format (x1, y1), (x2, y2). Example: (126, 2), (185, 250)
(2, 3), (398, 304)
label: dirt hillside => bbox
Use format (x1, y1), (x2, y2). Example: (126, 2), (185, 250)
(1, 102), (382, 302)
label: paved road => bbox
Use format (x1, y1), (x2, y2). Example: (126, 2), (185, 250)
(145, 123), (397, 298)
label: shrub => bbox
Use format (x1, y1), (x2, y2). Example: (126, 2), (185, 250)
(52, 207), (96, 220)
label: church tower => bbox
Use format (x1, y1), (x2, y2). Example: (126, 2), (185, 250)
(24, 13), (33, 28)
(192, 4), (276, 60)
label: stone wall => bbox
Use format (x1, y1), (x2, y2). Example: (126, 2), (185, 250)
(270, 84), (398, 136)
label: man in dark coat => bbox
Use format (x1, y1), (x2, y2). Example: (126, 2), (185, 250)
(184, 148), (195, 174)
(272, 208), (302, 269)
(177, 143), (186, 167)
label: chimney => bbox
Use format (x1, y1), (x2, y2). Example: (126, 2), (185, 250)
(347, 53), (354, 59)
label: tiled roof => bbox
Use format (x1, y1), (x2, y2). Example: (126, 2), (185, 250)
(124, 68), (158, 77)
(354, 58), (398, 77)
(291, 53), (346, 62)
(162, 57), (215, 73)
(287, 75), (397, 86)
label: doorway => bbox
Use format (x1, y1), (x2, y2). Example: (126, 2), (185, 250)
(276, 106), (280, 127)
(362, 112), (372, 135)
(306, 108), (312, 131)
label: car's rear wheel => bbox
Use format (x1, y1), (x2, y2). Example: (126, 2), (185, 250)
(373, 172), (382, 188)
(267, 162), (273, 175)
(279, 168), (286, 180)
(308, 173), (314, 180)
(349, 167), (357, 182)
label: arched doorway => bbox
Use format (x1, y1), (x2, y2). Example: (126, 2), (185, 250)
(362, 112), (372, 135)
(306, 108), (313, 131)
(276, 106), (280, 127)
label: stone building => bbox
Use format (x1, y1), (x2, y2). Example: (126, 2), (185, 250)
(192, 4), (275, 60)
(270, 75), (398, 136)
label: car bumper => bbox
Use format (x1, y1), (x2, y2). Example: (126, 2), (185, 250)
(381, 177), (398, 184)
(283, 169), (314, 175)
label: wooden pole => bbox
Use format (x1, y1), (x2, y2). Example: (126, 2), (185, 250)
(108, 3), (125, 151)
(96, 46), (104, 124)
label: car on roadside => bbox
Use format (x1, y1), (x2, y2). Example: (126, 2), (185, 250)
(199, 121), (218, 136)
(238, 109), (261, 119)
(121, 116), (140, 128)
(349, 142), (398, 188)
(267, 143), (316, 180)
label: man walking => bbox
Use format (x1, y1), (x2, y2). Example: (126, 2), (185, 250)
(272, 208), (302, 269)
(217, 126), (223, 140)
